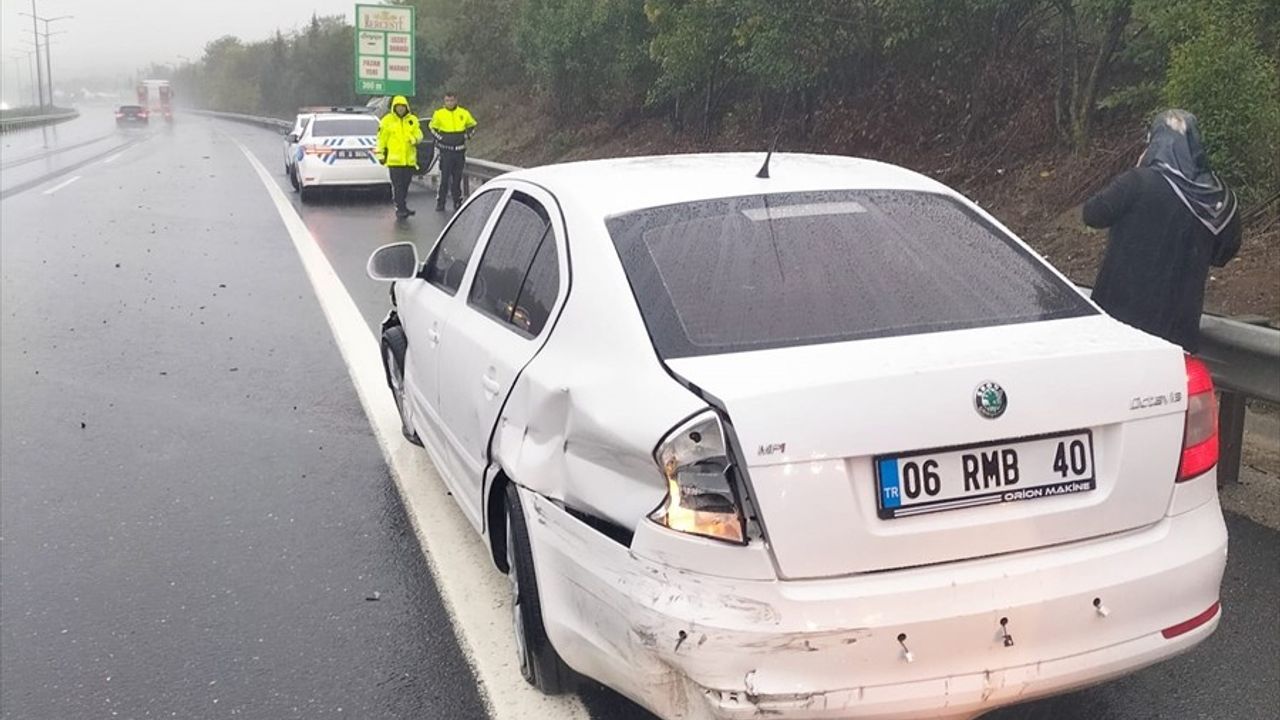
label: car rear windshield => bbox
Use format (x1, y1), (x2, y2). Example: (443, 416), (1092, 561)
(311, 118), (377, 137)
(606, 190), (1095, 358)
(119, 106), (143, 112)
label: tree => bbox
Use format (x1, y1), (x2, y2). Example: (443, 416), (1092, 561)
(1053, 0), (1134, 149)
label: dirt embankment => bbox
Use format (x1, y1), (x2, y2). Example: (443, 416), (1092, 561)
(469, 91), (1279, 322)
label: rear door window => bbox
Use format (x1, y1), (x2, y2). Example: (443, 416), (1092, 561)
(422, 190), (503, 294)
(467, 192), (559, 337)
(606, 190), (1094, 358)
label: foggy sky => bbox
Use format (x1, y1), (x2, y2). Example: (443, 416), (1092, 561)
(2, 0), (358, 82)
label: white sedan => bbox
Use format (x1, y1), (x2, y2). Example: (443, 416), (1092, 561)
(366, 153), (1226, 720)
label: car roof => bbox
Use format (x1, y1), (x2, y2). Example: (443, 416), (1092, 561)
(310, 112), (378, 121)
(502, 153), (958, 217)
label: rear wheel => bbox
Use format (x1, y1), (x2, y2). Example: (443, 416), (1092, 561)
(505, 483), (574, 694)
(381, 326), (421, 446)
(289, 166), (300, 192)
(299, 184), (316, 204)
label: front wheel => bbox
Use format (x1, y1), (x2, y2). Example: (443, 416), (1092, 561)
(505, 483), (574, 694)
(381, 326), (421, 446)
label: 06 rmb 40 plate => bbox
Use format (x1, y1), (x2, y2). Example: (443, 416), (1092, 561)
(876, 430), (1096, 519)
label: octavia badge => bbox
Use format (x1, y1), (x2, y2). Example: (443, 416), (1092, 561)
(975, 382), (1007, 419)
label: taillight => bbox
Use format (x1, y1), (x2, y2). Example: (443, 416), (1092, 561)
(1177, 356), (1218, 482)
(649, 411), (748, 544)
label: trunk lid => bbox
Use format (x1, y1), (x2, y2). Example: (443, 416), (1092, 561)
(667, 315), (1189, 578)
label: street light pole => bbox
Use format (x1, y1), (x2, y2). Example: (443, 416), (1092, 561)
(29, 0), (45, 108)
(19, 12), (72, 109)
(38, 29), (69, 106)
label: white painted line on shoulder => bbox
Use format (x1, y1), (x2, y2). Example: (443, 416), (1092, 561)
(103, 151), (125, 165)
(42, 175), (81, 195)
(227, 134), (590, 720)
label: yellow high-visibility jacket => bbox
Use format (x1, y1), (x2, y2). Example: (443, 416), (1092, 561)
(429, 106), (477, 151)
(376, 96), (424, 168)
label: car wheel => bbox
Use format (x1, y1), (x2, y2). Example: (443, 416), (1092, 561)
(299, 184), (316, 204)
(289, 167), (300, 192)
(381, 326), (421, 446)
(505, 483), (574, 695)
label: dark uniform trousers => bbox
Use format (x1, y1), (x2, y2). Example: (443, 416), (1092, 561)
(437, 150), (465, 209)
(389, 166), (414, 214)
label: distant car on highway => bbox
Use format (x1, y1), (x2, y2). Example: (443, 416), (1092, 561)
(366, 153), (1227, 720)
(284, 108), (387, 202)
(115, 105), (148, 126)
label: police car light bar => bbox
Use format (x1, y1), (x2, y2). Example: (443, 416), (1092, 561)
(296, 106), (373, 114)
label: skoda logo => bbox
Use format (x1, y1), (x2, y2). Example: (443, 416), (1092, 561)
(975, 382), (1007, 419)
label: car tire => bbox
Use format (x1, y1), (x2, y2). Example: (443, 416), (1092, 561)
(289, 167), (300, 192)
(381, 326), (422, 446)
(299, 184), (316, 204)
(505, 483), (574, 695)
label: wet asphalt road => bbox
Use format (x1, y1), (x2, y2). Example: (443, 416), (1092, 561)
(2, 112), (1278, 720)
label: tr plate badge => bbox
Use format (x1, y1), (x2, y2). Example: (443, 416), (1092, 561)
(975, 381), (1007, 419)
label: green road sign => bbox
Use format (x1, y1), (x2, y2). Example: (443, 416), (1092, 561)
(354, 4), (415, 97)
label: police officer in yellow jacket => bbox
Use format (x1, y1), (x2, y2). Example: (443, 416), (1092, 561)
(375, 96), (424, 219)
(428, 92), (477, 212)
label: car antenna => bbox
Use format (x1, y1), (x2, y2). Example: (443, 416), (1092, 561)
(756, 127), (782, 179)
(757, 99), (789, 178)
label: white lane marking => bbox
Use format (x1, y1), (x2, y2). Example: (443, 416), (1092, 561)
(229, 135), (590, 720)
(102, 151), (125, 165)
(41, 175), (82, 195)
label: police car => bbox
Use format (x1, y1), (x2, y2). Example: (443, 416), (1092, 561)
(284, 108), (388, 202)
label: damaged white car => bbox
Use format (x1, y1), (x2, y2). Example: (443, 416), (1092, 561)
(366, 153), (1227, 720)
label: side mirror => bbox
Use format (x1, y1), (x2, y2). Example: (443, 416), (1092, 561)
(367, 242), (419, 281)
(286, 132), (299, 143)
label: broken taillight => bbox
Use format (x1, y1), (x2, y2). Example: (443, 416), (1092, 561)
(1177, 356), (1218, 482)
(649, 411), (747, 544)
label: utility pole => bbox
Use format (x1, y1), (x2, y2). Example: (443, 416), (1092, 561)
(20, 10), (73, 109)
(28, 0), (45, 107)
(39, 29), (69, 106)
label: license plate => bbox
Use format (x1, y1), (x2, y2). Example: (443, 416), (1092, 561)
(875, 430), (1095, 519)
(336, 149), (367, 159)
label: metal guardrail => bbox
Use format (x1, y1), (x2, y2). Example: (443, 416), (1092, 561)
(195, 107), (1280, 482)
(0, 110), (79, 133)
(189, 109), (291, 130)
(1198, 315), (1280, 483)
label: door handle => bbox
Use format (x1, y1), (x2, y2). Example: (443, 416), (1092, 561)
(481, 371), (501, 397)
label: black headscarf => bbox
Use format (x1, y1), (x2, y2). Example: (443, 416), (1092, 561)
(1139, 109), (1237, 235)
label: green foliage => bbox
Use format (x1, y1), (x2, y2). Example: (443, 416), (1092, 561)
(643, 0), (741, 107)
(1162, 11), (1280, 202)
(407, 0), (524, 91)
(514, 0), (652, 114)
(174, 17), (359, 117)
(169, 0), (1278, 205)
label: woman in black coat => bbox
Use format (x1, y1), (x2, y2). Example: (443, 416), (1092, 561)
(1083, 109), (1242, 353)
